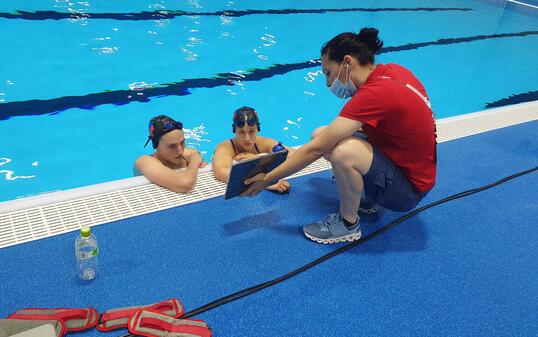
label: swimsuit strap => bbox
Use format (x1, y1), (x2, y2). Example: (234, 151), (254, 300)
(229, 139), (238, 156)
(230, 139), (260, 154)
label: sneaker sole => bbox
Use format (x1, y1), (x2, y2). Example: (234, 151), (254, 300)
(304, 230), (362, 244)
(358, 207), (378, 215)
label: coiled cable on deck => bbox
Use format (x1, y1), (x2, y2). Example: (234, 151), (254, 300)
(121, 165), (537, 337)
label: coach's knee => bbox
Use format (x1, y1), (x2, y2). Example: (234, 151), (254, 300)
(330, 141), (356, 168)
(330, 138), (373, 175)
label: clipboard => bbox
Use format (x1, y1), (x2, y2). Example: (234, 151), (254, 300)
(224, 149), (289, 200)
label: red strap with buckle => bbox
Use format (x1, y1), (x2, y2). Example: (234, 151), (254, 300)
(128, 309), (212, 337)
(97, 298), (183, 332)
(8, 308), (97, 331)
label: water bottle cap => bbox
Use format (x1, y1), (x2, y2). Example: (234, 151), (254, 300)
(272, 142), (285, 153)
(80, 226), (91, 238)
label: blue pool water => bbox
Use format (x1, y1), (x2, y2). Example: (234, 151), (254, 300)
(0, 0), (537, 202)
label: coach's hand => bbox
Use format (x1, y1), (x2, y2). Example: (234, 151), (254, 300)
(242, 173), (271, 196)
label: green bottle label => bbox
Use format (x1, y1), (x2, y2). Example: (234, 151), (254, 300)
(91, 248), (99, 257)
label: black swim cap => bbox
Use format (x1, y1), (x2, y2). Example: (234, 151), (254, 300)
(144, 115), (183, 148)
(232, 106), (260, 133)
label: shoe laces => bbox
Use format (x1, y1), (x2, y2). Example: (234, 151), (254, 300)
(319, 213), (341, 232)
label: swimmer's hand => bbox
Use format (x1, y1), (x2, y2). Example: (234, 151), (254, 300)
(233, 152), (258, 162)
(241, 173), (271, 197)
(266, 179), (290, 194)
(183, 149), (203, 167)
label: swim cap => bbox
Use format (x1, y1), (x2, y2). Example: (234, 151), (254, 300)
(232, 106), (260, 133)
(144, 115), (183, 148)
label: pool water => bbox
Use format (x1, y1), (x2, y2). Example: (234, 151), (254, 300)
(0, 0), (537, 202)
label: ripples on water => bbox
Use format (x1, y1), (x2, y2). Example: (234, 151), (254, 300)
(184, 125), (210, 156)
(253, 32), (276, 61)
(282, 117), (303, 141)
(0, 158), (36, 181)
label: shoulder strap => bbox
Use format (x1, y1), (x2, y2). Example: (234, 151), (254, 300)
(229, 139), (238, 155)
(8, 308), (98, 332)
(97, 298), (182, 332)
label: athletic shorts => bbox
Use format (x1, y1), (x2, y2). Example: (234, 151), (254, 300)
(363, 147), (429, 212)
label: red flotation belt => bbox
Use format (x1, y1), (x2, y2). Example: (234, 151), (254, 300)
(97, 298), (183, 332)
(128, 309), (211, 337)
(8, 307), (97, 332)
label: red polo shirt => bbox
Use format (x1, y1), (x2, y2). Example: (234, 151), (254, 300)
(340, 63), (436, 192)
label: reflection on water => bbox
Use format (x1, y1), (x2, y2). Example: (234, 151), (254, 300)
(253, 31), (276, 61)
(0, 158), (36, 181)
(282, 117), (303, 141)
(225, 70), (247, 96)
(181, 13), (203, 61)
(149, 1), (170, 46)
(128, 81), (156, 91)
(184, 124), (210, 156)
(92, 46), (119, 54)
(304, 70), (322, 83)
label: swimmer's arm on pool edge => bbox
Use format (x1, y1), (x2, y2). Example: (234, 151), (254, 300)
(134, 152), (202, 193)
(212, 141), (236, 183)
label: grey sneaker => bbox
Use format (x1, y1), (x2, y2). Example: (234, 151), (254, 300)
(303, 213), (361, 244)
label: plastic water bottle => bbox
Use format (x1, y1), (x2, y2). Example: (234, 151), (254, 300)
(75, 227), (98, 280)
(272, 142), (286, 153)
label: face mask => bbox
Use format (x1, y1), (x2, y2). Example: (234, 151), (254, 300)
(329, 63), (357, 99)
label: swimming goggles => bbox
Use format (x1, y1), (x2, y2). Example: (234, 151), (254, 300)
(233, 118), (258, 128)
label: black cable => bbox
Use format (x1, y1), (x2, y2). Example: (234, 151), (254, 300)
(121, 165), (537, 336)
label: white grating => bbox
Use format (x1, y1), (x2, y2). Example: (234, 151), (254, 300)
(1, 102), (537, 248)
(436, 101), (538, 142)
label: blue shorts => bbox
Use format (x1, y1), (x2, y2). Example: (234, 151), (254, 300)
(363, 147), (428, 212)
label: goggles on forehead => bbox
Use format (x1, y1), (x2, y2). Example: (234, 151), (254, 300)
(159, 120), (183, 132)
(232, 107), (260, 132)
(232, 117), (260, 132)
(234, 118), (258, 128)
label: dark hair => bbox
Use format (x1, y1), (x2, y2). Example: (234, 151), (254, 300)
(321, 27), (383, 65)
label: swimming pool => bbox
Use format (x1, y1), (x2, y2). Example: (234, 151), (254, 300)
(0, 0), (537, 202)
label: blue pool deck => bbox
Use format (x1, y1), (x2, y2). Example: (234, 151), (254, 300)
(0, 106), (537, 337)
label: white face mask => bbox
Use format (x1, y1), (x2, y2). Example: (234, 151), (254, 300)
(329, 63), (357, 99)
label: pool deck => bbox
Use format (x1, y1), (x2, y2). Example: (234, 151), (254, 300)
(0, 102), (537, 337)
